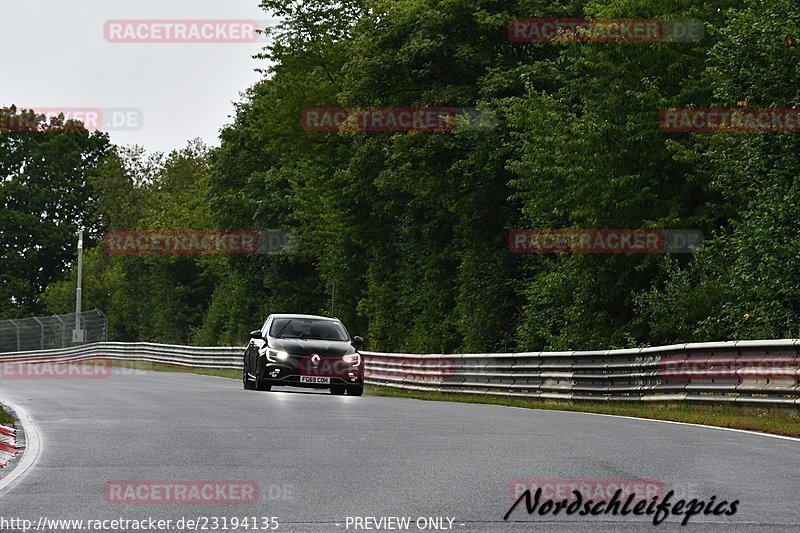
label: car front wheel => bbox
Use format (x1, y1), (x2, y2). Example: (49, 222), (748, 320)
(346, 384), (363, 396)
(243, 356), (256, 390)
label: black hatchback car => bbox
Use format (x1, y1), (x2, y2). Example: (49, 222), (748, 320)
(243, 314), (365, 395)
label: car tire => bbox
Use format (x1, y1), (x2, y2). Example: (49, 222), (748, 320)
(330, 385), (346, 395)
(243, 357), (256, 390)
(346, 384), (364, 396)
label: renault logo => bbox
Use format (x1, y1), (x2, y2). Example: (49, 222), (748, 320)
(311, 354), (320, 367)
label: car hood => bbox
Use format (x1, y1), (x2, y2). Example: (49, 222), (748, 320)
(269, 337), (356, 356)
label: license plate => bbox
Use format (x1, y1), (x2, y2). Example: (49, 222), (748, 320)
(300, 376), (330, 384)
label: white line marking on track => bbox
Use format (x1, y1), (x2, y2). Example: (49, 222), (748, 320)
(385, 396), (800, 443)
(504, 405), (800, 443)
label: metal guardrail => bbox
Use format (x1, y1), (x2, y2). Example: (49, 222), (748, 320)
(0, 340), (798, 405)
(363, 341), (800, 405)
(0, 343), (241, 369)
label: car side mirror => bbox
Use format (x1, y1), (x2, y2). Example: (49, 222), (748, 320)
(249, 330), (263, 339)
(351, 336), (365, 346)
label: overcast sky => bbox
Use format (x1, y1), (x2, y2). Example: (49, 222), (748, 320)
(1, 0), (276, 153)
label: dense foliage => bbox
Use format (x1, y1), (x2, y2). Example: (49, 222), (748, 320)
(6, 0), (800, 351)
(0, 107), (111, 318)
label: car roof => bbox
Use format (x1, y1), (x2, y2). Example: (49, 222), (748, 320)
(269, 314), (339, 322)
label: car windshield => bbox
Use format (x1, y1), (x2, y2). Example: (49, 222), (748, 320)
(270, 318), (349, 341)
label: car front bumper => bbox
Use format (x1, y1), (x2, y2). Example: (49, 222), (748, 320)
(260, 361), (363, 388)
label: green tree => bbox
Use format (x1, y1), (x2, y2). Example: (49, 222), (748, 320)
(637, 0), (800, 342)
(507, 0), (744, 349)
(0, 107), (110, 318)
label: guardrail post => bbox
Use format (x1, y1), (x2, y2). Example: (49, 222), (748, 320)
(32, 316), (45, 350)
(96, 309), (109, 342)
(54, 315), (66, 349)
(8, 320), (20, 352)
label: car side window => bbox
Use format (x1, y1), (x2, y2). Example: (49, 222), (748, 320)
(261, 319), (271, 337)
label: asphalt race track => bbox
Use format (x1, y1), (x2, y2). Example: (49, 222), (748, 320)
(0, 368), (798, 532)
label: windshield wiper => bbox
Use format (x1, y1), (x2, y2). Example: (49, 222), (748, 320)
(274, 320), (292, 338)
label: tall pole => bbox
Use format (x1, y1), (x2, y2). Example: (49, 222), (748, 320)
(75, 228), (83, 316)
(72, 229), (85, 344)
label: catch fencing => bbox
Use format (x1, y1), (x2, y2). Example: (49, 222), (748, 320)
(0, 310), (107, 353)
(0, 339), (798, 405)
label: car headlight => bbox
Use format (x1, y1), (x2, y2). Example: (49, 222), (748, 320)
(343, 353), (361, 367)
(267, 349), (290, 362)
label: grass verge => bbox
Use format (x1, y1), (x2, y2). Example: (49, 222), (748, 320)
(0, 405), (14, 426)
(103, 360), (240, 380)
(366, 386), (800, 438)
(100, 361), (799, 438)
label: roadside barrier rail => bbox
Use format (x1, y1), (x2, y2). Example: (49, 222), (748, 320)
(1, 340), (798, 404)
(0, 343), (241, 369)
